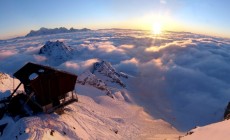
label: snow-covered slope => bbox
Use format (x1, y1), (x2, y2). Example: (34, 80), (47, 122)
(77, 70), (107, 90)
(77, 60), (129, 98)
(181, 119), (230, 140)
(77, 70), (114, 98)
(39, 40), (72, 65)
(0, 74), (181, 140)
(0, 73), (9, 92)
(0, 72), (22, 95)
(0, 73), (12, 100)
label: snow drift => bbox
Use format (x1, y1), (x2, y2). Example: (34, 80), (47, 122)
(181, 119), (230, 140)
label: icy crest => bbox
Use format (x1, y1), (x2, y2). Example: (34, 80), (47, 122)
(93, 60), (128, 87)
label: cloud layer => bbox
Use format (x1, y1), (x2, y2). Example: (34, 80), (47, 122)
(1, 30), (230, 131)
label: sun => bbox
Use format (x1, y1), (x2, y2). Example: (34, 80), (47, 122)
(152, 22), (162, 35)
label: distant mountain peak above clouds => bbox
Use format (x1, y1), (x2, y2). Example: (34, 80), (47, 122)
(78, 70), (106, 89)
(93, 60), (128, 87)
(77, 60), (129, 98)
(39, 40), (72, 55)
(25, 27), (91, 37)
(39, 40), (73, 65)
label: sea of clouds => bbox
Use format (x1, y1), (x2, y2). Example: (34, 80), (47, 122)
(1, 29), (230, 131)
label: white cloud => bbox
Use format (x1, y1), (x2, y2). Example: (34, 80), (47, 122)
(59, 58), (99, 74)
(119, 44), (134, 49)
(145, 39), (196, 52)
(0, 50), (18, 60)
(25, 46), (42, 54)
(95, 41), (124, 53)
(33, 55), (47, 62)
(115, 58), (140, 75)
(1, 30), (230, 131)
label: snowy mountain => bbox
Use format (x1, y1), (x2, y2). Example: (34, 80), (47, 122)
(93, 61), (128, 87)
(181, 119), (230, 140)
(77, 70), (114, 98)
(77, 60), (129, 98)
(78, 70), (107, 90)
(1, 29), (230, 139)
(39, 40), (73, 65)
(26, 27), (91, 37)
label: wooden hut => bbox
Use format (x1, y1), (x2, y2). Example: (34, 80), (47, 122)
(10, 62), (78, 113)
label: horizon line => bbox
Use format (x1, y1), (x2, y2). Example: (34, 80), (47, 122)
(1, 27), (229, 40)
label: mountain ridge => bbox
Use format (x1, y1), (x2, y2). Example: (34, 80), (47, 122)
(26, 27), (91, 37)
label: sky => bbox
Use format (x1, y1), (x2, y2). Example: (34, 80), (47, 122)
(0, 0), (230, 39)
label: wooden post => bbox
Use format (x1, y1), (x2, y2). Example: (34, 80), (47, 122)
(8, 82), (22, 100)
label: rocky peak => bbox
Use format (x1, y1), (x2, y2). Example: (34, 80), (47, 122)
(78, 71), (107, 90)
(77, 70), (113, 98)
(39, 40), (72, 65)
(93, 60), (128, 87)
(39, 40), (72, 55)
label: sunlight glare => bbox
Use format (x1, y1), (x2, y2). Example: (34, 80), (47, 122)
(152, 22), (162, 35)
